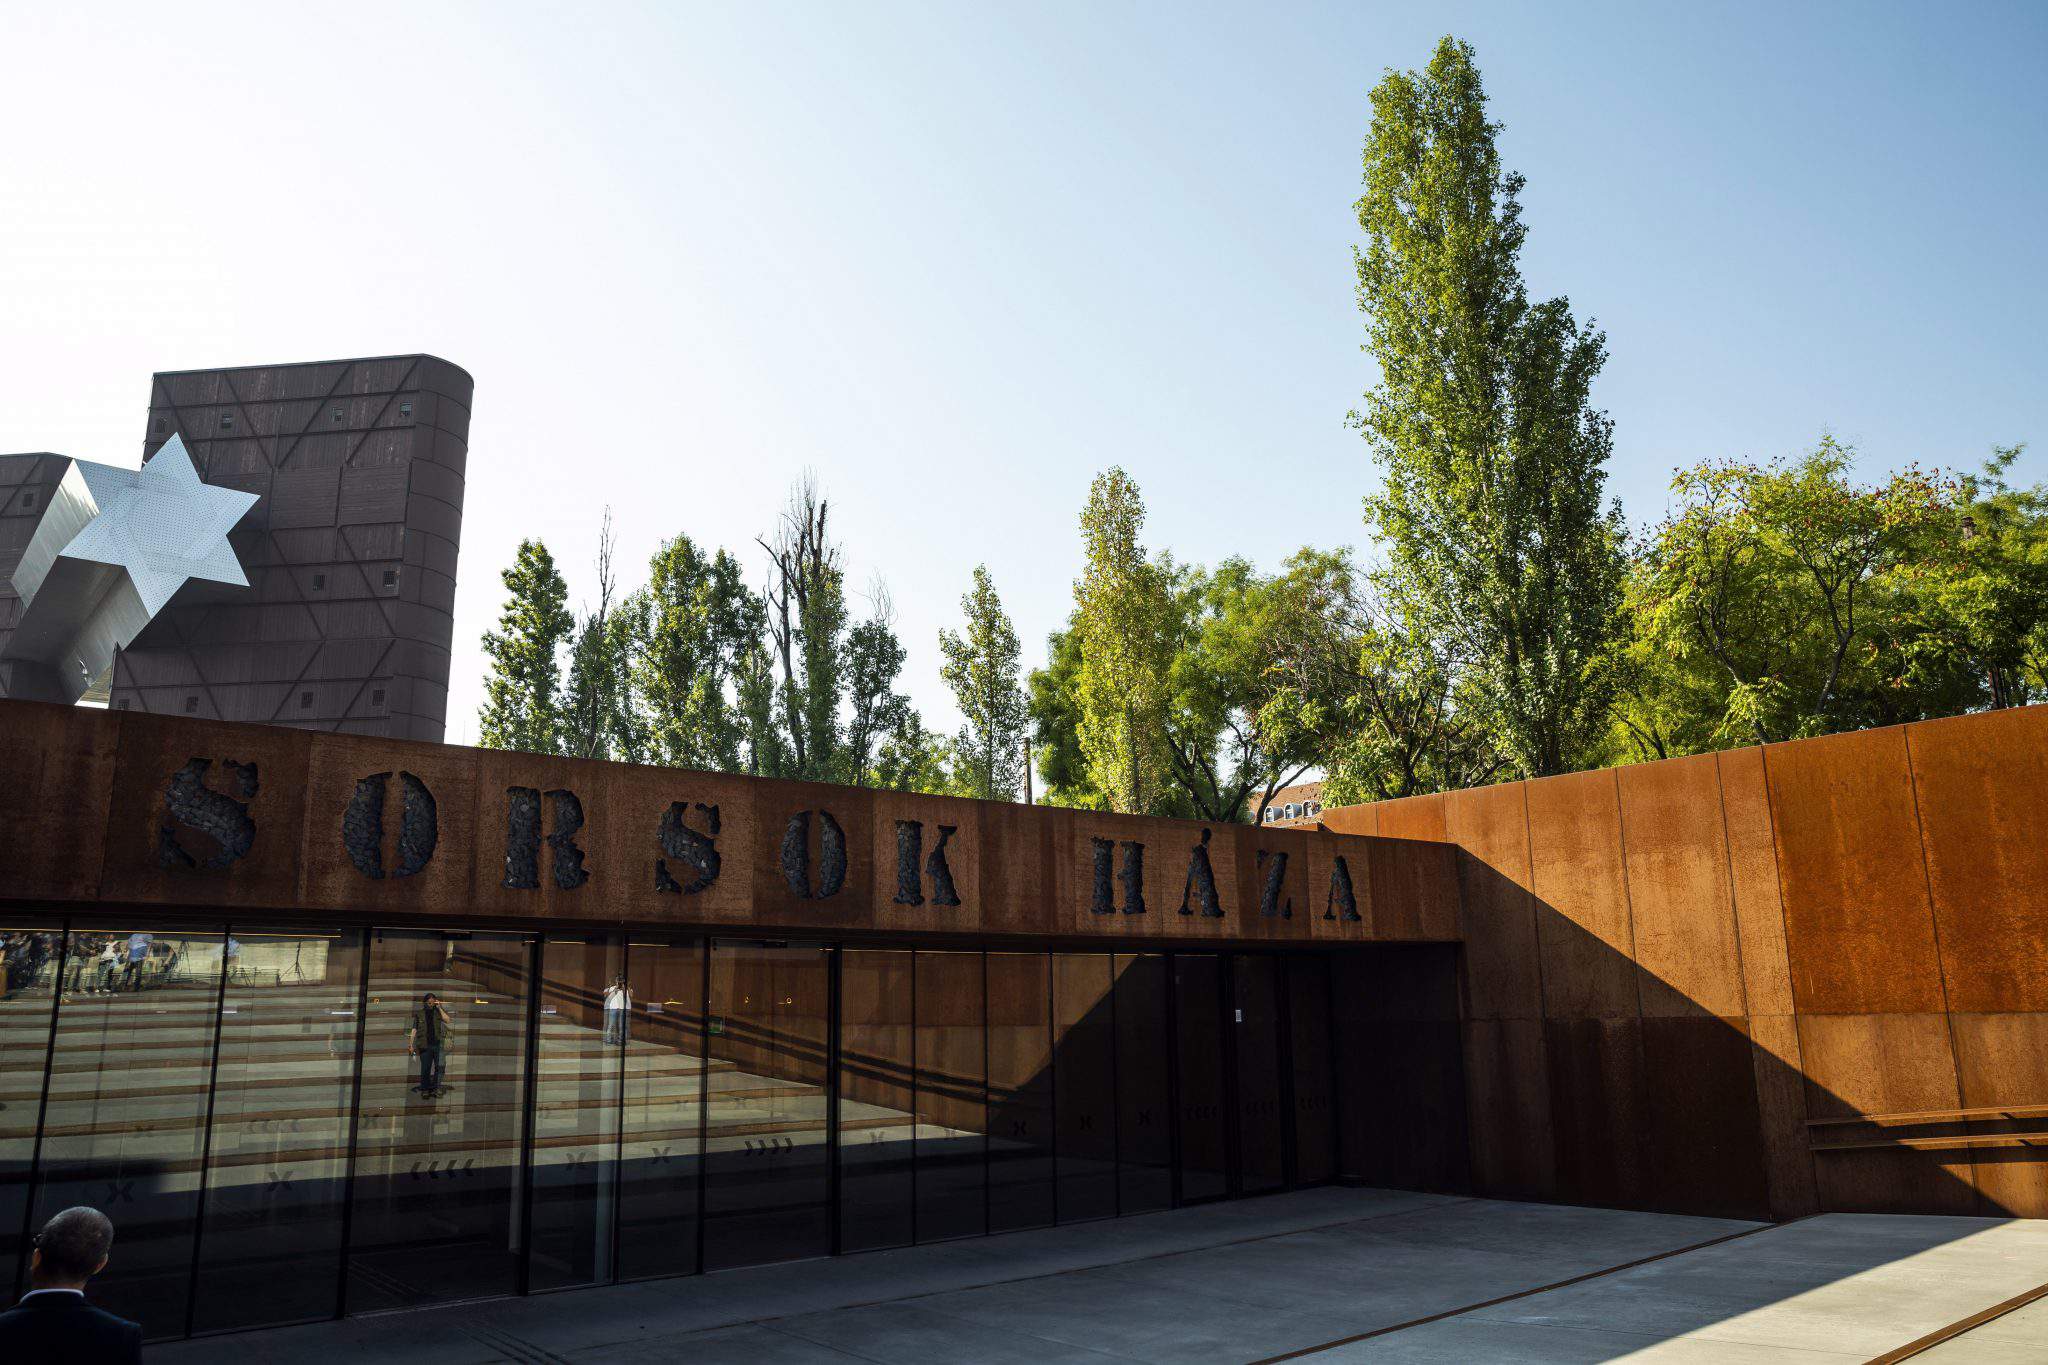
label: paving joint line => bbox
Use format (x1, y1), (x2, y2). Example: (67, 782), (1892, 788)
(1246, 1215), (1800, 1364)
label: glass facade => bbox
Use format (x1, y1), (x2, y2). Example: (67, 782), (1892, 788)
(0, 918), (1339, 1341)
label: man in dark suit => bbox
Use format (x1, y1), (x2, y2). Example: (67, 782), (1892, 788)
(0, 1206), (141, 1362)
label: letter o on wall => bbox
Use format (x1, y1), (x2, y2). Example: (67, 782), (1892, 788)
(343, 771), (439, 879)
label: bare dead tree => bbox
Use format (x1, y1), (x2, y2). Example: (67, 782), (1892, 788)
(754, 473), (844, 779)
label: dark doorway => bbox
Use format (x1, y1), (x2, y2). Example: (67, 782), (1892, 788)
(1172, 954), (1230, 1203)
(1230, 955), (1288, 1195)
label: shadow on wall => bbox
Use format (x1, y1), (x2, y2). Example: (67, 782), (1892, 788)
(1327, 702), (2048, 1226)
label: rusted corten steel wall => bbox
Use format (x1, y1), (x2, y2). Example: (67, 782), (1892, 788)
(0, 699), (1456, 949)
(115, 355), (471, 742)
(1322, 702), (2048, 1221)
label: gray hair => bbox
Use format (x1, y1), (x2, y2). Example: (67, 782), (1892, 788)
(35, 1206), (113, 1279)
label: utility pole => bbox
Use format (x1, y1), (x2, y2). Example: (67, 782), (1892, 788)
(1023, 736), (1033, 805)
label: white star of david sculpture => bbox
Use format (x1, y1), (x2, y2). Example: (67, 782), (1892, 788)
(3, 434), (259, 703)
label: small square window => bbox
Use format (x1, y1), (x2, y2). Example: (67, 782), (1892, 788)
(312, 572), (326, 590)
(382, 569), (398, 589)
(300, 691), (313, 709)
(219, 413), (234, 430)
(154, 417), (169, 435)
(372, 688), (386, 706)
(332, 406), (344, 424)
(399, 402), (413, 418)
(115, 699), (130, 711)
(184, 696), (199, 714)
(21, 492), (35, 511)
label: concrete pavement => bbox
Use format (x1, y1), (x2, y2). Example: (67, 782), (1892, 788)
(147, 1186), (2044, 1363)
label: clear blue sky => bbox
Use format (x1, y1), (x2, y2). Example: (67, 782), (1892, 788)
(4, 2), (2043, 743)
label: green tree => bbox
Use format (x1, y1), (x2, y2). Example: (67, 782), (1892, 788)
(1027, 618), (1107, 809)
(1254, 551), (1501, 807)
(841, 604), (916, 786)
(871, 713), (958, 795)
(1894, 446), (2048, 712)
(1619, 439), (1971, 751)
(747, 475), (931, 790)
(1355, 36), (1625, 779)
(559, 511), (645, 762)
(734, 637), (787, 777)
(632, 532), (759, 771)
(1162, 556), (1328, 824)
(1071, 467), (1177, 814)
(940, 565), (1029, 801)
(478, 538), (574, 754)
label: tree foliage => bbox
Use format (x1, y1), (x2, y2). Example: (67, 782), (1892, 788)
(1355, 36), (1625, 779)
(1071, 467), (1177, 814)
(478, 476), (943, 794)
(630, 532), (759, 770)
(478, 538), (574, 755)
(1616, 440), (2048, 757)
(940, 565), (1029, 801)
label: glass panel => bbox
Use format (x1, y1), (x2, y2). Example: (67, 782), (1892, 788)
(1052, 953), (1116, 1223)
(702, 941), (830, 1270)
(1, 922), (63, 1296)
(618, 937), (704, 1280)
(1287, 956), (1336, 1185)
(1232, 956), (1286, 1195)
(191, 928), (364, 1332)
(1173, 954), (1229, 1204)
(33, 926), (222, 1338)
(346, 931), (533, 1311)
(986, 952), (1053, 1233)
(913, 950), (984, 1242)
(528, 933), (622, 1292)
(1112, 953), (1171, 1215)
(838, 949), (914, 1252)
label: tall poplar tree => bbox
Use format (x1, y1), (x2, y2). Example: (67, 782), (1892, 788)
(1072, 467), (1175, 813)
(940, 564), (1028, 800)
(478, 538), (574, 754)
(1355, 37), (1625, 778)
(631, 532), (759, 771)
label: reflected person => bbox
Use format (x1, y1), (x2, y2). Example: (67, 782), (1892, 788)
(0, 1206), (141, 1363)
(408, 991), (452, 1099)
(604, 974), (631, 1045)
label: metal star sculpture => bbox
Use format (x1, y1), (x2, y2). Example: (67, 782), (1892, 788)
(3, 435), (259, 702)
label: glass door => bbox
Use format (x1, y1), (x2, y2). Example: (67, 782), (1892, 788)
(701, 941), (831, 1269)
(1229, 955), (1287, 1196)
(345, 930), (534, 1312)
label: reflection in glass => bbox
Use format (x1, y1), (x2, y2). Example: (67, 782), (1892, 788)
(914, 951), (984, 1242)
(1174, 954), (1229, 1203)
(839, 949), (913, 1252)
(33, 926), (223, 1338)
(529, 934), (622, 1292)
(191, 929), (364, 1332)
(1052, 953), (1116, 1223)
(1112, 953), (1172, 1215)
(703, 941), (830, 1270)
(986, 953), (1053, 1232)
(1, 921), (63, 1296)
(618, 938), (704, 1280)
(1287, 956), (1336, 1185)
(1232, 955), (1286, 1195)
(346, 931), (533, 1311)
